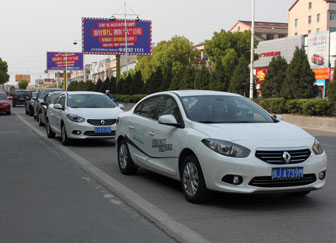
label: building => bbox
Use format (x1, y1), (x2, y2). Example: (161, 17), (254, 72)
(288, 0), (336, 36)
(254, 30), (335, 98)
(230, 20), (288, 41)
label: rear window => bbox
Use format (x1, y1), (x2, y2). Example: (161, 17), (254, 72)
(39, 89), (63, 99)
(15, 91), (31, 96)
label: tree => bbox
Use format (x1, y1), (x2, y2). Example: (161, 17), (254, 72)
(205, 30), (258, 91)
(181, 66), (196, 90)
(228, 57), (250, 96)
(95, 79), (104, 93)
(194, 66), (210, 90)
(146, 67), (163, 94)
(281, 46), (317, 99)
(18, 80), (29, 90)
(130, 71), (144, 94)
(260, 56), (288, 98)
(0, 58), (10, 85)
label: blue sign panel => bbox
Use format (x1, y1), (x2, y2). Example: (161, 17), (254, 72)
(82, 17), (152, 55)
(47, 52), (83, 71)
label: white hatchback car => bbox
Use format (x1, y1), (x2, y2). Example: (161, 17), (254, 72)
(46, 91), (123, 145)
(116, 90), (327, 203)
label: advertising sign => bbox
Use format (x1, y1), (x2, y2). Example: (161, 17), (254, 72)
(82, 17), (152, 55)
(15, 74), (30, 82)
(47, 52), (83, 71)
(307, 31), (329, 69)
(312, 68), (329, 80)
(256, 68), (268, 84)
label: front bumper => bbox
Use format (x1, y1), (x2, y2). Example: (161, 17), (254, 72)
(0, 105), (11, 113)
(65, 120), (116, 140)
(196, 145), (327, 194)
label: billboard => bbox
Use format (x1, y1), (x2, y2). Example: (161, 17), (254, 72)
(47, 52), (83, 71)
(256, 68), (268, 84)
(82, 17), (152, 55)
(312, 68), (329, 79)
(15, 74), (30, 82)
(307, 31), (329, 69)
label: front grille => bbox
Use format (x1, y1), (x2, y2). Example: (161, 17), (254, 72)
(249, 174), (316, 187)
(84, 131), (116, 136)
(87, 119), (116, 126)
(255, 148), (311, 164)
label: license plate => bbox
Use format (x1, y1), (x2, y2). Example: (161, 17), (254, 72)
(19, 98), (24, 100)
(94, 127), (111, 134)
(272, 167), (303, 180)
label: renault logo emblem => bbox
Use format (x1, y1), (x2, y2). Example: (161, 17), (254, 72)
(282, 152), (291, 164)
(100, 120), (105, 125)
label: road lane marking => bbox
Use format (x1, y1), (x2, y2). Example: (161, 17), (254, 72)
(16, 112), (212, 243)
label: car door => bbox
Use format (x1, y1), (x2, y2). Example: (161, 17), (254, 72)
(126, 96), (161, 167)
(146, 95), (184, 175)
(49, 94), (64, 134)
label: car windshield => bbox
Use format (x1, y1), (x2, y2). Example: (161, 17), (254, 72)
(0, 94), (7, 100)
(40, 89), (63, 99)
(15, 91), (30, 96)
(180, 95), (274, 123)
(50, 93), (61, 104)
(67, 94), (116, 108)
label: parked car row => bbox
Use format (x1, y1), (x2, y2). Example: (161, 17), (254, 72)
(18, 88), (328, 204)
(0, 92), (11, 115)
(24, 88), (124, 146)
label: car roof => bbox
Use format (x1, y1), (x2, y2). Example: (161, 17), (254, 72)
(147, 90), (242, 98)
(66, 91), (105, 95)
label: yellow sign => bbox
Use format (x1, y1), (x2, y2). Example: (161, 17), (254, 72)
(15, 74), (31, 82)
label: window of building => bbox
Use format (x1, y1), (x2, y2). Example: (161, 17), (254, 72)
(330, 11), (336, 20)
(295, 19), (298, 27)
(295, 32), (298, 35)
(238, 26), (240, 31)
(278, 34), (286, 38)
(308, 30), (312, 34)
(317, 28), (320, 32)
(308, 16), (312, 24)
(317, 13), (320, 22)
(266, 34), (274, 40)
(329, 27), (336, 31)
(309, 2), (312, 9)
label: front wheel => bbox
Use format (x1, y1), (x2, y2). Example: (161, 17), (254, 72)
(46, 119), (55, 138)
(118, 139), (137, 175)
(61, 124), (70, 145)
(180, 155), (211, 203)
(38, 113), (43, 126)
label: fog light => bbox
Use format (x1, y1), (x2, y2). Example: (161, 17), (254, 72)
(318, 171), (326, 180)
(72, 130), (81, 135)
(222, 175), (243, 185)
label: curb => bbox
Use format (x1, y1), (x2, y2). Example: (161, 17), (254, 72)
(281, 114), (336, 131)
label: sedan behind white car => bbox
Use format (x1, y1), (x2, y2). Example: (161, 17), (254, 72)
(46, 91), (123, 145)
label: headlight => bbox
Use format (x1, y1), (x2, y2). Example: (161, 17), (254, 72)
(66, 114), (85, 123)
(202, 139), (250, 158)
(312, 139), (323, 155)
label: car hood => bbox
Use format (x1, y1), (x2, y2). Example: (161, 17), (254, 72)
(192, 121), (314, 148)
(0, 100), (10, 104)
(66, 107), (123, 119)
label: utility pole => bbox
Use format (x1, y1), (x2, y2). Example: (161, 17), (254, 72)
(249, 0), (255, 99)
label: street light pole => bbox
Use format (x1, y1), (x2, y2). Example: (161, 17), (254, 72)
(249, 0), (255, 99)
(73, 40), (86, 82)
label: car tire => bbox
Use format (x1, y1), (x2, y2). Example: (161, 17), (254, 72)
(25, 108), (29, 114)
(118, 139), (138, 175)
(36, 111), (40, 122)
(7, 111), (11, 115)
(38, 113), (43, 126)
(61, 124), (70, 145)
(46, 119), (55, 138)
(13, 103), (16, 107)
(29, 107), (34, 116)
(180, 155), (211, 203)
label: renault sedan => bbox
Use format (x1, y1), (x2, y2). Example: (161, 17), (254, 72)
(116, 90), (327, 203)
(46, 91), (124, 145)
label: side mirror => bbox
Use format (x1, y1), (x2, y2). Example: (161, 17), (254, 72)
(32, 97), (37, 100)
(54, 104), (63, 110)
(118, 104), (124, 109)
(158, 115), (184, 128)
(273, 114), (283, 121)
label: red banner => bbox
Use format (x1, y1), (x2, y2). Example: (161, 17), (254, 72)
(256, 68), (267, 84)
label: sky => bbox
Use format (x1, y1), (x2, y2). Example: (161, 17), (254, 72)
(0, 0), (294, 84)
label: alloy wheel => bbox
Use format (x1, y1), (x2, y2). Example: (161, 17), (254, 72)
(183, 162), (199, 197)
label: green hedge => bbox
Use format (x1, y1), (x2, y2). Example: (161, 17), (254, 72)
(114, 94), (147, 103)
(257, 98), (333, 116)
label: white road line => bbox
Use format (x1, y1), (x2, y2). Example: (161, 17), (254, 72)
(16, 112), (212, 243)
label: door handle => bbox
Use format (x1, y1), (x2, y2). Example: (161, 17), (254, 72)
(148, 131), (155, 136)
(129, 125), (134, 129)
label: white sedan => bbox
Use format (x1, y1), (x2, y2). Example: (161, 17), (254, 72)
(46, 91), (123, 145)
(116, 90), (327, 203)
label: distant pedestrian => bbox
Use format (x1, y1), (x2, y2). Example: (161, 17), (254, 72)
(105, 90), (114, 101)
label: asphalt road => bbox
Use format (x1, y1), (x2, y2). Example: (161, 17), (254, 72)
(3, 106), (336, 243)
(0, 108), (176, 243)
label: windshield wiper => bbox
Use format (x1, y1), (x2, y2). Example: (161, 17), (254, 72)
(198, 121), (216, 123)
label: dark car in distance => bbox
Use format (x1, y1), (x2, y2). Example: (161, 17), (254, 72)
(25, 91), (38, 116)
(12, 90), (33, 107)
(38, 91), (62, 126)
(34, 88), (64, 121)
